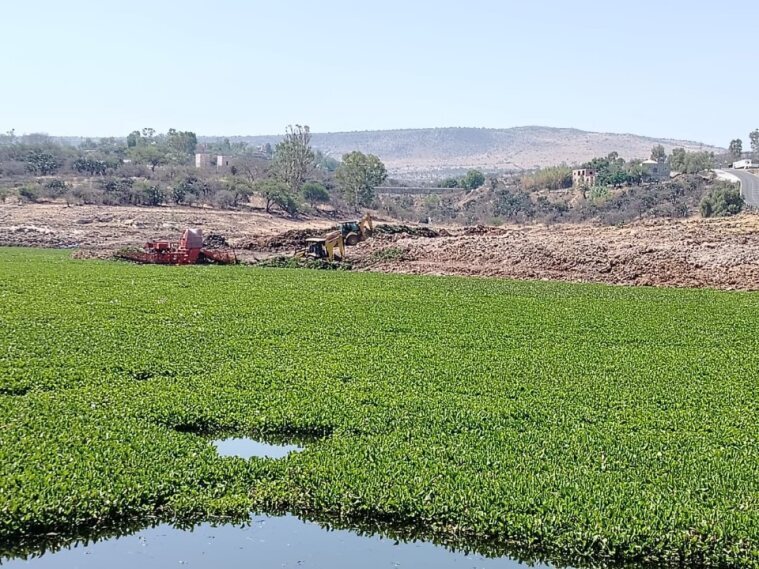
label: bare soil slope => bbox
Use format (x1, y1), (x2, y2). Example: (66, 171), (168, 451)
(2, 204), (757, 290)
(0, 204), (336, 250)
(351, 217), (759, 290)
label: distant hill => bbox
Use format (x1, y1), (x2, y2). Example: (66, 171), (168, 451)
(203, 127), (723, 178)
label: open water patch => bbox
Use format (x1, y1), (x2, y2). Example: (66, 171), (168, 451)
(1, 515), (548, 568)
(212, 437), (302, 459)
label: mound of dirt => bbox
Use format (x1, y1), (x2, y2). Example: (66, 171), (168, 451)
(350, 215), (759, 291)
(203, 233), (229, 249)
(71, 249), (118, 261)
(373, 224), (449, 238)
(241, 227), (331, 252)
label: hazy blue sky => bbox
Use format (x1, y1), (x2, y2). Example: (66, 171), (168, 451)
(1, 0), (756, 145)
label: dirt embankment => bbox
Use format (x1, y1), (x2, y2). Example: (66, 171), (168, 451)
(2, 203), (759, 291)
(349, 217), (759, 291)
(0, 204), (336, 251)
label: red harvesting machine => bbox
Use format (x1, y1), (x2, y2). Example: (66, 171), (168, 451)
(119, 228), (237, 265)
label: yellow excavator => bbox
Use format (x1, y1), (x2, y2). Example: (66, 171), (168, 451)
(296, 213), (373, 262)
(339, 213), (373, 246)
(300, 231), (346, 262)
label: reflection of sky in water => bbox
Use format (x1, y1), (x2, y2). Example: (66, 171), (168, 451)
(212, 438), (302, 459)
(4, 515), (550, 568)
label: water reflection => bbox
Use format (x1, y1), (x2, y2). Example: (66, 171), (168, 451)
(212, 437), (302, 459)
(2, 515), (549, 568)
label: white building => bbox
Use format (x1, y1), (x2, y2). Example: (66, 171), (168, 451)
(195, 153), (234, 170)
(641, 159), (670, 181)
(195, 153), (212, 168)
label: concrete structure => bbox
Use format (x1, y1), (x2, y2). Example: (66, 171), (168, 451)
(195, 153), (212, 169)
(572, 168), (597, 187)
(641, 159), (671, 181)
(195, 153), (234, 170)
(732, 159), (757, 170)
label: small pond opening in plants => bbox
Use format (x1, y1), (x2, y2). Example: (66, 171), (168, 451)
(212, 437), (303, 459)
(1, 515), (550, 568)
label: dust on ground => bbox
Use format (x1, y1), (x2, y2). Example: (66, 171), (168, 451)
(3, 203), (759, 291)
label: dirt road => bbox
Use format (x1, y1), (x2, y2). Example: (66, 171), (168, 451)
(2, 203), (759, 291)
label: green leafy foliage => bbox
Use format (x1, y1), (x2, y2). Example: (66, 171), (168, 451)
(0, 249), (757, 567)
(300, 182), (330, 206)
(668, 148), (715, 174)
(461, 169), (485, 190)
(700, 183), (744, 217)
(336, 151), (387, 207)
(253, 179), (300, 215)
(521, 166), (573, 191)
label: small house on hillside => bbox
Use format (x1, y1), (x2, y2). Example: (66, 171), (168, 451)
(641, 159), (670, 181)
(195, 153), (235, 170)
(195, 153), (212, 169)
(573, 168), (596, 187)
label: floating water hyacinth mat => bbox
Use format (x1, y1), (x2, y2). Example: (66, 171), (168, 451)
(0, 247), (757, 566)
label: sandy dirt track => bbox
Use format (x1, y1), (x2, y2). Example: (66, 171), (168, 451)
(2, 204), (759, 291)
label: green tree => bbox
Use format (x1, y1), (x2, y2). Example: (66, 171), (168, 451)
(462, 169), (486, 190)
(668, 148), (713, 174)
(651, 144), (667, 162)
(700, 183), (743, 218)
(128, 144), (168, 172)
(729, 139), (743, 160)
(669, 148), (687, 172)
(750, 129), (759, 159)
(166, 129), (198, 156)
(126, 131), (141, 148)
(336, 151), (388, 208)
(300, 181), (330, 206)
(254, 178), (299, 214)
(272, 125), (315, 194)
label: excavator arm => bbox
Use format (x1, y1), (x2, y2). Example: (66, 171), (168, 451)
(324, 233), (345, 261)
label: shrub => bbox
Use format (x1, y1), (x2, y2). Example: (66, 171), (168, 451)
(522, 166), (573, 191)
(589, 186), (611, 203)
(700, 183), (743, 218)
(439, 177), (460, 188)
(213, 189), (236, 209)
(18, 184), (43, 203)
(300, 182), (330, 206)
(43, 179), (68, 199)
(71, 186), (103, 205)
(462, 169), (486, 191)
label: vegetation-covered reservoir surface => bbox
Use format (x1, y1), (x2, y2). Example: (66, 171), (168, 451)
(0, 248), (757, 567)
